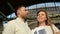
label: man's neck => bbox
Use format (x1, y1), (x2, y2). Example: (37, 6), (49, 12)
(18, 15), (24, 20)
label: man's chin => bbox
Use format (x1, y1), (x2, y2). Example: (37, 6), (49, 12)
(23, 16), (27, 19)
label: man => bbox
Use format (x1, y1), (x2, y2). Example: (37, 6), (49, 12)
(2, 5), (32, 34)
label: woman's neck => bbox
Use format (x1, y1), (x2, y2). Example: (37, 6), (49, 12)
(39, 22), (46, 26)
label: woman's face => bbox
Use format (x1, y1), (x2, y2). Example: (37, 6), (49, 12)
(37, 11), (47, 23)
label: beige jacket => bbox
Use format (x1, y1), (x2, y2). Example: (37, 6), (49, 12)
(2, 18), (32, 34)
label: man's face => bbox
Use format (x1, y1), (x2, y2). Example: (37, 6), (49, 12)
(17, 6), (29, 18)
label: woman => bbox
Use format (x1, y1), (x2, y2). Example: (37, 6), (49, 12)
(32, 10), (60, 34)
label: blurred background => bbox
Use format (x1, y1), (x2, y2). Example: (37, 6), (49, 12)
(0, 0), (60, 34)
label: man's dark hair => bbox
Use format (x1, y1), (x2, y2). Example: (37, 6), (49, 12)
(15, 5), (26, 16)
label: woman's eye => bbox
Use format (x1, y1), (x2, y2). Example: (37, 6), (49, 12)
(41, 14), (44, 16)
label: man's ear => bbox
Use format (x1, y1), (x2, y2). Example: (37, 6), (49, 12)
(17, 10), (19, 15)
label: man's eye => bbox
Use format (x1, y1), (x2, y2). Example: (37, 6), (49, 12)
(25, 9), (28, 11)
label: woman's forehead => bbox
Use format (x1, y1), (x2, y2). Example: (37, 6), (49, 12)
(38, 11), (46, 14)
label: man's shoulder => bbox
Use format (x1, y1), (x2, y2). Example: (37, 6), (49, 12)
(7, 19), (16, 24)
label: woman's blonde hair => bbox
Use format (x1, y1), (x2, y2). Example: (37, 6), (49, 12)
(37, 9), (54, 34)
